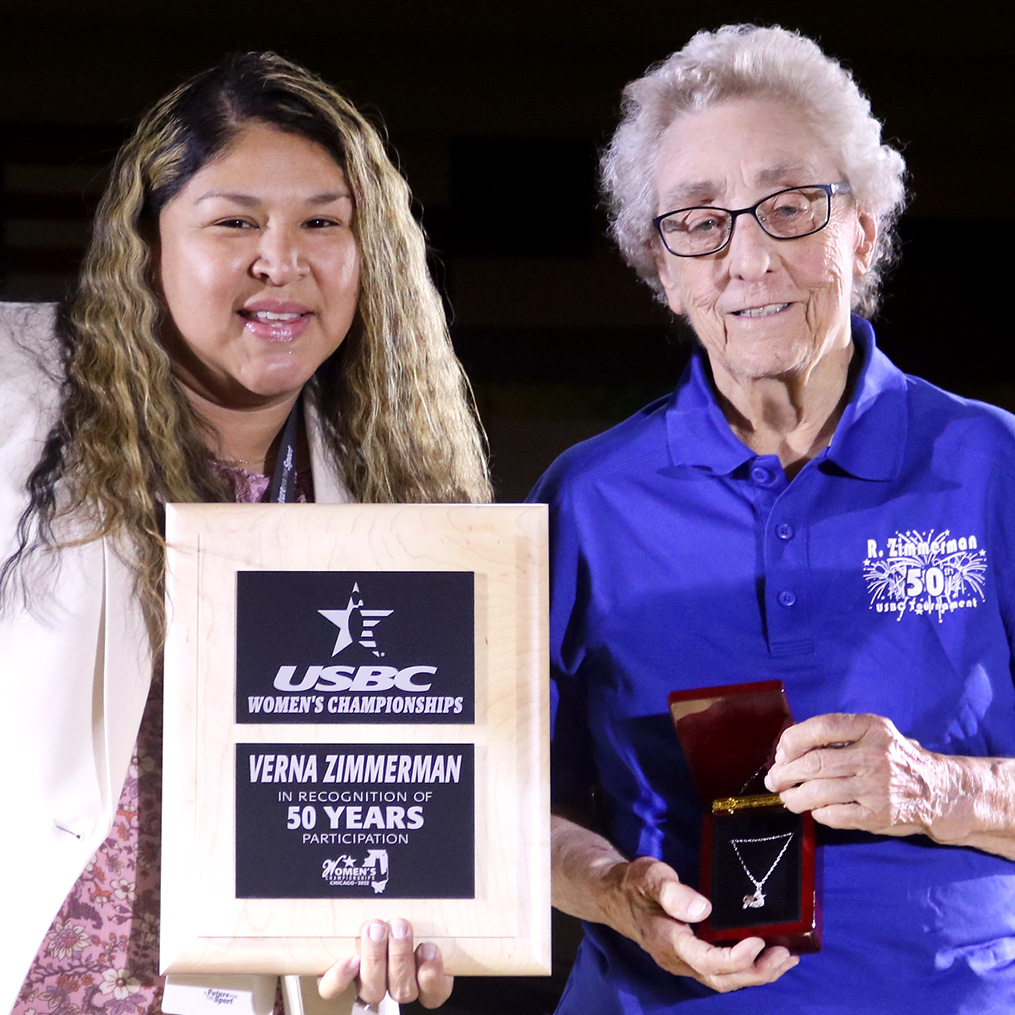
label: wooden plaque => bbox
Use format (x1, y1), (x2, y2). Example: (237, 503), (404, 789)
(161, 503), (550, 977)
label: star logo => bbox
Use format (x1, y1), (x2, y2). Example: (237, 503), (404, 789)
(318, 583), (393, 657)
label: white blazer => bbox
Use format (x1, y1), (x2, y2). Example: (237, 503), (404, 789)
(0, 304), (385, 1015)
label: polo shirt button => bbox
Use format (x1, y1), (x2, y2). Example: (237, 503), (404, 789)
(777, 589), (797, 607)
(776, 522), (795, 540)
(750, 466), (771, 485)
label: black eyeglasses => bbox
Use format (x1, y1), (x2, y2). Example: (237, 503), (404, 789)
(653, 182), (852, 257)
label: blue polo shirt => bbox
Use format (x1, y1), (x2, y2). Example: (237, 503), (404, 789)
(531, 317), (1015, 1014)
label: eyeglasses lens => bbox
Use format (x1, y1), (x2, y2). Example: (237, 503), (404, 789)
(757, 188), (829, 239)
(659, 210), (732, 257)
(659, 187), (832, 256)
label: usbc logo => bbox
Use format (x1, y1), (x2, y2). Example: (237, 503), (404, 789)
(272, 582), (438, 693)
(319, 582), (392, 657)
(235, 570), (475, 725)
(273, 663), (438, 694)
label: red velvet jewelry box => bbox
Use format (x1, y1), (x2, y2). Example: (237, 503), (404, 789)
(668, 680), (821, 953)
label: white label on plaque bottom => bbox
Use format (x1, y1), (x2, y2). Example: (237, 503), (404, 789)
(162, 975), (275, 1015)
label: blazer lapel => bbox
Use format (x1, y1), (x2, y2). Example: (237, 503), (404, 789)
(304, 396), (353, 504)
(100, 537), (154, 810)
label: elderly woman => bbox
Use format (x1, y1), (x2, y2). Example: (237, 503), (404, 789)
(0, 53), (488, 1015)
(532, 24), (1015, 1013)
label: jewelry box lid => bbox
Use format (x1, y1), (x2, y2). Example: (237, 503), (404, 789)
(668, 680), (794, 805)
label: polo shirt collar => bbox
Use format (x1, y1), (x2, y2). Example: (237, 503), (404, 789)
(665, 352), (757, 477)
(824, 315), (908, 480)
(665, 314), (908, 481)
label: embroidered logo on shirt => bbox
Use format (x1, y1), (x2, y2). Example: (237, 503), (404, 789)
(863, 530), (987, 622)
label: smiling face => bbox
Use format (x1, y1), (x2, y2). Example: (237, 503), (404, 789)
(158, 121), (360, 411)
(653, 98), (875, 394)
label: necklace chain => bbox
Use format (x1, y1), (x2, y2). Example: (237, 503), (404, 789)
(729, 832), (794, 910)
(738, 759), (770, 796)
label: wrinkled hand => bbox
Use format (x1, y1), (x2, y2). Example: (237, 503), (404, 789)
(602, 856), (798, 993)
(318, 919), (453, 1009)
(764, 712), (960, 837)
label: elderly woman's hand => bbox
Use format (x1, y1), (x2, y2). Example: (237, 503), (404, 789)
(318, 919), (453, 1009)
(600, 856), (799, 993)
(764, 713), (966, 837)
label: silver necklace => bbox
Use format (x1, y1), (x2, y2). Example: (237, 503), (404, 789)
(729, 832), (794, 909)
(737, 759), (769, 796)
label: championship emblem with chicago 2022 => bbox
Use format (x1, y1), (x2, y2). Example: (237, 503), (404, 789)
(234, 570), (475, 724)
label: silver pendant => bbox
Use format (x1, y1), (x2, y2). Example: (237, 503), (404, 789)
(731, 831), (794, 913)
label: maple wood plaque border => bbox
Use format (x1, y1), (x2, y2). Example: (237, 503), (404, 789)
(161, 503), (550, 977)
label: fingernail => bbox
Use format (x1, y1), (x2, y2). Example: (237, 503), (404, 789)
(391, 919), (409, 939)
(346, 955), (361, 975)
(774, 748), (785, 764)
(419, 943), (436, 961)
(368, 921), (387, 942)
(688, 897), (708, 919)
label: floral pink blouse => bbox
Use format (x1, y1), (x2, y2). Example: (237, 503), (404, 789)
(14, 465), (310, 1015)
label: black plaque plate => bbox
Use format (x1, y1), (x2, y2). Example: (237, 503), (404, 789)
(235, 743), (475, 899)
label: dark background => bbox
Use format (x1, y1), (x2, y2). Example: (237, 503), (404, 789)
(2, 1), (1011, 1010)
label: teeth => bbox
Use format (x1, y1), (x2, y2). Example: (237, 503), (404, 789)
(253, 311), (302, 321)
(737, 303), (789, 318)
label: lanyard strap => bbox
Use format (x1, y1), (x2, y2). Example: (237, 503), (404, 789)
(268, 395), (303, 504)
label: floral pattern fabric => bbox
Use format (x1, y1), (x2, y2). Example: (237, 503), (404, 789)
(15, 464), (307, 1015)
(14, 668), (166, 1015)
(210, 461), (313, 504)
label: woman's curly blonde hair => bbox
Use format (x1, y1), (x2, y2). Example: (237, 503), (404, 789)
(3, 52), (490, 652)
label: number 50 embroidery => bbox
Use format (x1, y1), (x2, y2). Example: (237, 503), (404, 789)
(905, 566), (946, 598)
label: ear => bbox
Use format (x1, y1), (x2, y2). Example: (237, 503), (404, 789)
(853, 209), (878, 276)
(654, 247), (685, 316)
